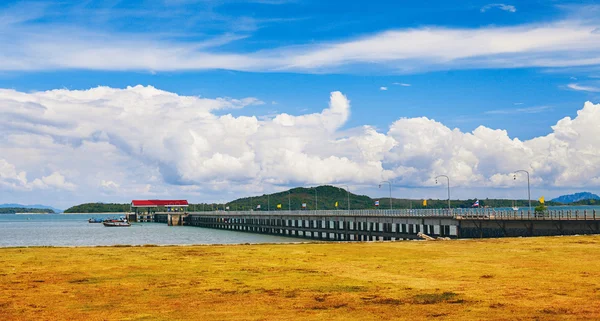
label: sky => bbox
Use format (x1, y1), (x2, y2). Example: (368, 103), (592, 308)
(1, 0), (600, 209)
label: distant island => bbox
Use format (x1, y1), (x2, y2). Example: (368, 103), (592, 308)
(0, 203), (62, 213)
(64, 203), (131, 213)
(551, 192), (600, 204)
(0, 207), (55, 214)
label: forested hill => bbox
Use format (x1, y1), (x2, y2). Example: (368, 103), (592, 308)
(223, 185), (556, 210)
(0, 207), (55, 214)
(64, 203), (130, 213)
(225, 186), (373, 211)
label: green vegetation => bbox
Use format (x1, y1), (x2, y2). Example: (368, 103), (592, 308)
(63, 203), (130, 213)
(221, 185), (557, 211)
(63, 185), (565, 212)
(0, 207), (54, 214)
(224, 186), (373, 211)
(570, 198), (599, 206)
(534, 204), (547, 214)
(1, 236), (600, 320)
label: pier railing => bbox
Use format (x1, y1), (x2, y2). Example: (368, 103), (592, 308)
(185, 208), (598, 220)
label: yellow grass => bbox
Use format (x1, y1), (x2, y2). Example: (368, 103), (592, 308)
(1, 236), (600, 320)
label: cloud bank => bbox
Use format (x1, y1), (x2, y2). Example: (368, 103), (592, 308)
(1, 86), (600, 206)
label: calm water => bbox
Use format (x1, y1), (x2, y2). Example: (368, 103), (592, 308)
(0, 214), (304, 247)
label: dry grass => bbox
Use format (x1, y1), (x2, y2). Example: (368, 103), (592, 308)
(1, 235), (600, 320)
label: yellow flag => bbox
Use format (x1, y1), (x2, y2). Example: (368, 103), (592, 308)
(276, 204), (282, 209)
(539, 196), (545, 204)
(335, 201), (338, 207)
(423, 199), (427, 206)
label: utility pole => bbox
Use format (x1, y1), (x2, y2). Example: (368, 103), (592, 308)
(379, 181), (393, 210)
(435, 175), (451, 213)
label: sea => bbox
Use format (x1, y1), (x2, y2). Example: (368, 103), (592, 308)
(0, 214), (304, 247)
(2, 206), (599, 247)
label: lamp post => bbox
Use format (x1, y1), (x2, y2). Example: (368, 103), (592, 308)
(312, 187), (318, 210)
(513, 170), (531, 214)
(339, 185), (350, 211)
(379, 181), (393, 210)
(287, 190), (291, 211)
(435, 175), (451, 212)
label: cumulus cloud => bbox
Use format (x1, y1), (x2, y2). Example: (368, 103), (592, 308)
(0, 159), (75, 191)
(481, 4), (517, 13)
(380, 87), (388, 91)
(1, 86), (600, 206)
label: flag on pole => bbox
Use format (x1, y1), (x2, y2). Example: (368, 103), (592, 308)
(375, 200), (380, 207)
(277, 204), (282, 209)
(256, 204), (261, 209)
(472, 200), (479, 207)
(422, 199), (427, 206)
(335, 201), (338, 208)
(225, 206), (230, 210)
(539, 196), (545, 204)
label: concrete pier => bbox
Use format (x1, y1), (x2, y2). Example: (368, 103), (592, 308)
(182, 209), (599, 240)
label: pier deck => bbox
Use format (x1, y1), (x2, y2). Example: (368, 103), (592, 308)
(169, 209), (600, 240)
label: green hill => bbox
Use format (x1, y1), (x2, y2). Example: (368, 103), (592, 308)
(0, 207), (55, 214)
(222, 185), (373, 211)
(64, 203), (130, 213)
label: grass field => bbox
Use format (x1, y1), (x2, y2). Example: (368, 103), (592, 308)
(1, 236), (600, 320)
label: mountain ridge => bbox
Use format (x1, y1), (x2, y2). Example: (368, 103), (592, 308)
(550, 192), (600, 204)
(0, 203), (63, 213)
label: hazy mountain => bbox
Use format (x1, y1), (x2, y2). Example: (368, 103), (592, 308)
(551, 192), (600, 204)
(0, 203), (63, 213)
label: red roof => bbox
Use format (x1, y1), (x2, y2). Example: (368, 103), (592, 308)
(131, 200), (189, 207)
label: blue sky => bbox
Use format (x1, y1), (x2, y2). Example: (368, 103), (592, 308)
(1, 0), (600, 207)
(1, 0), (599, 138)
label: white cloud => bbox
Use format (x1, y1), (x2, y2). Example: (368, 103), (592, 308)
(393, 83), (411, 87)
(1, 86), (600, 207)
(0, 159), (75, 191)
(567, 83), (600, 92)
(100, 180), (120, 190)
(481, 4), (517, 13)
(485, 106), (551, 114)
(1, 16), (600, 73)
(380, 86), (388, 91)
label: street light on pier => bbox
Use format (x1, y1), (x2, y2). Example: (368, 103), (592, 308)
(379, 181), (393, 210)
(286, 190), (291, 211)
(513, 170), (532, 213)
(434, 175), (451, 212)
(339, 185), (350, 211)
(311, 187), (318, 210)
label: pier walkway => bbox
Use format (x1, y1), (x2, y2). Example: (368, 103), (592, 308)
(154, 208), (600, 240)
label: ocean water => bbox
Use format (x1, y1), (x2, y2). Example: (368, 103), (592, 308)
(0, 214), (304, 247)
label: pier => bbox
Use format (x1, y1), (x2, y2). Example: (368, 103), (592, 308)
(180, 209), (600, 240)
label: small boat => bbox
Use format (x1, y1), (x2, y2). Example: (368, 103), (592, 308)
(103, 220), (131, 227)
(103, 217), (130, 227)
(88, 218), (103, 223)
(511, 200), (519, 211)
